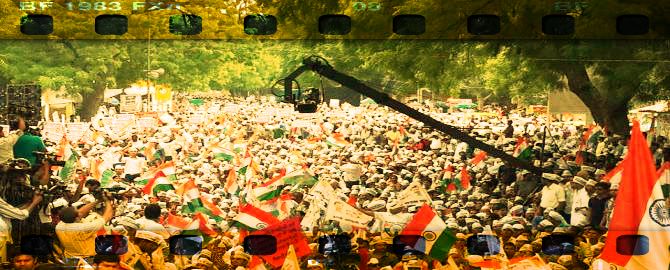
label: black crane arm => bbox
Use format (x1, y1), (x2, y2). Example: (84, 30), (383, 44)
(283, 56), (543, 174)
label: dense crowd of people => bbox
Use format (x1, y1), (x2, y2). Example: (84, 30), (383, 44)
(0, 95), (668, 270)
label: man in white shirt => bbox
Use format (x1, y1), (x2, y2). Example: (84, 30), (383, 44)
(121, 148), (146, 182)
(0, 192), (42, 262)
(569, 176), (590, 226)
(539, 173), (566, 212)
(135, 204), (170, 240)
(0, 117), (25, 163)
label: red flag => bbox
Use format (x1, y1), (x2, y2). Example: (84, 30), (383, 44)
(250, 218), (311, 268)
(600, 121), (663, 268)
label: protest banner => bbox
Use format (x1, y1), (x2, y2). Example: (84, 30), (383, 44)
(136, 117), (158, 130)
(325, 199), (374, 228)
(65, 122), (91, 143)
(393, 181), (433, 209)
(305, 181), (337, 210)
(250, 218), (310, 268)
(42, 122), (65, 143)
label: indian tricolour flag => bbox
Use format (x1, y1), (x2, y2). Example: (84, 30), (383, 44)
(177, 179), (225, 221)
(223, 168), (240, 195)
(400, 204), (456, 259)
(142, 171), (175, 195)
(211, 142), (235, 161)
(279, 169), (317, 186)
(603, 161), (624, 185)
(512, 137), (532, 161)
(658, 162), (670, 199)
(177, 179), (203, 210)
(59, 150), (79, 182)
(233, 204), (281, 231)
(168, 213), (218, 237)
(326, 133), (351, 148)
(600, 121), (670, 269)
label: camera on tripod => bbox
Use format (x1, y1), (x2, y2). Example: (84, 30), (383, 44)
(33, 151), (65, 167)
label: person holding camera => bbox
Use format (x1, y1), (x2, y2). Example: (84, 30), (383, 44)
(0, 117), (25, 164)
(0, 189), (42, 263)
(54, 191), (115, 265)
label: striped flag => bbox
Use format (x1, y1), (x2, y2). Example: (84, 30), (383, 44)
(224, 168), (240, 195)
(658, 162), (670, 199)
(177, 179), (204, 211)
(603, 162), (624, 185)
(177, 180), (224, 221)
(400, 204), (456, 259)
(142, 171), (175, 195)
(233, 204), (281, 231)
(326, 133), (351, 148)
(166, 213), (192, 234)
(600, 121), (670, 269)
(211, 142), (235, 161)
(254, 169), (316, 201)
(99, 169), (115, 188)
(457, 166), (471, 190)
(512, 137), (532, 161)
(59, 150), (79, 182)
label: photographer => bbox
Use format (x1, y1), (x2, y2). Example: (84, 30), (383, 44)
(54, 191), (114, 265)
(0, 117), (25, 164)
(0, 189), (42, 263)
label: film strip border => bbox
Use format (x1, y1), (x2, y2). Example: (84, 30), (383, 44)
(0, 0), (669, 39)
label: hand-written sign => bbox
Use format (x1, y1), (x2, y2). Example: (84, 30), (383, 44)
(305, 180), (337, 210)
(111, 114), (136, 137)
(136, 117), (158, 130)
(66, 122), (91, 142)
(42, 122), (65, 143)
(394, 181), (433, 208)
(250, 218), (310, 268)
(325, 199), (373, 228)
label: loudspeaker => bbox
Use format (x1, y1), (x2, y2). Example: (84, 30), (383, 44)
(2, 84), (41, 127)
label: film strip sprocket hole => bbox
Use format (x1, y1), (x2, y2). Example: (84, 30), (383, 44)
(2, 0), (668, 39)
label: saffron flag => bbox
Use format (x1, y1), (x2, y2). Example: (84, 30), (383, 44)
(281, 245), (300, 270)
(400, 204), (456, 259)
(233, 204), (281, 231)
(177, 180), (224, 221)
(600, 121), (670, 269)
(470, 151), (488, 165)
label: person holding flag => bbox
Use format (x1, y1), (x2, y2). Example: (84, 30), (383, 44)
(599, 121), (670, 269)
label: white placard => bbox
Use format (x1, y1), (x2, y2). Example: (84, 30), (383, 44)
(66, 122), (91, 142)
(189, 113), (207, 124)
(329, 99), (340, 107)
(119, 95), (141, 113)
(42, 122), (65, 143)
(136, 117), (158, 130)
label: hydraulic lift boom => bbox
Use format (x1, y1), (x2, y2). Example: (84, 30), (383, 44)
(282, 56), (543, 174)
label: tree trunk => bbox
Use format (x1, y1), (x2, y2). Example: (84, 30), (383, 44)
(79, 83), (106, 121)
(562, 63), (631, 135)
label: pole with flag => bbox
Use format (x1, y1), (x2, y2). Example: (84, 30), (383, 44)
(599, 121), (670, 269)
